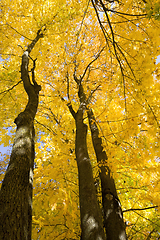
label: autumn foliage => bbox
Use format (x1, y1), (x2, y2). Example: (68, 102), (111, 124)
(0, 0), (160, 239)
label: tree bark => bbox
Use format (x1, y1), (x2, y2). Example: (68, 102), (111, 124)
(0, 30), (43, 240)
(75, 110), (105, 240)
(68, 82), (105, 240)
(87, 109), (127, 240)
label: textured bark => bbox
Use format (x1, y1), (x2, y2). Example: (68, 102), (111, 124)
(68, 82), (105, 240)
(87, 109), (127, 240)
(0, 30), (42, 240)
(75, 110), (105, 240)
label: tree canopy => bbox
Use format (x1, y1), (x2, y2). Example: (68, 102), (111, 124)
(1, 0), (160, 239)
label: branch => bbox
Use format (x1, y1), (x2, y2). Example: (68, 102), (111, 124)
(123, 205), (158, 213)
(93, 0), (141, 111)
(27, 27), (46, 54)
(73, 60), (80, 84)
(21, 28), (44, 97)
(0, 80), (22, 95)
(100, 1), (127, 110)
(67, 102), (76, 119)
(74, 0), (90, 49)
(133, 211), (160, 228)
(110, 16), (147, 24)
(104, 8), (147, 17)
(146, 229), (156, 240)
(35, 119), (56, 135)
(31, 58), (41, 93)
(91, 0), (110, 48)
(87, 85), (101, 105)
(146, 100), (160, 128)
(66, 70), (70, 100)
(115, 13), (151, 41)
(5, 23), (33, 41)
(48, 107), (60, 125)
(81, 46), (106, 81)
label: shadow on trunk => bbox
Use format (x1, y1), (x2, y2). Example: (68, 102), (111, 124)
(0, 29), (44, 240)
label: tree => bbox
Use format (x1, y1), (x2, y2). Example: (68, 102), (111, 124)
(67, 77), (106, 239)
(0, 29), (43, 240)
(0, 0), (160, 239)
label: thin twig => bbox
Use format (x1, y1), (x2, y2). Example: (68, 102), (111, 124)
(5, 23), (33, 41)
(123, 206), (158, 213)
(81, 46), (106, 81)
(0, 80), (23, 95)
(74, 0), (90, 49)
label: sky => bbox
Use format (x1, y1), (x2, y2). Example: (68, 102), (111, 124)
(157, 55), (160, 64)
(0, 144), (11, 154)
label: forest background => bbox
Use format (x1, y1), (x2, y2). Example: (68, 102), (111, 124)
(1, 0), (160, 239)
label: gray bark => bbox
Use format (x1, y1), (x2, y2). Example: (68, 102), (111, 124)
(68, 82), (105, 240)
(87, 109), (127, 240)
(0, 30), (43, 240)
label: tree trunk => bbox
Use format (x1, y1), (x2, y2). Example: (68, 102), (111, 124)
(75, 110), (105, 240)
(87, 109), (127, 240)
(68, 81), (105, 240)
(0, 30), (43, 240)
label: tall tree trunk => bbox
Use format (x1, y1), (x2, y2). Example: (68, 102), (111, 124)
(0, 29), (43, 240)
(68, 82), (105, 240)
(87, 109), (127, 240)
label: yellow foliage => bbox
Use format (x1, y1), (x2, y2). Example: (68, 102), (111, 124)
(1, 0), (160, 239)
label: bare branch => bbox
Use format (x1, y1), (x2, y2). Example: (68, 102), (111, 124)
(87, 85), (101, 104)
(123, 205), (158, 213)
(146, 100), (160, 128)
(100, 1), (127, 110)
(66, 70), (70, 100)
(73, 60), (80, 84)
(35, 119), (56, 135)
(67, 102), (76, 119)
(0, 80), (22, 95)
(146, 229), (156, 240)
(5, 23), (33, 41)
(81, 46), (106, 81)
(104, 8), (147, 17)
(91, 0), (110, 48)
(74, 0), (90, 49)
